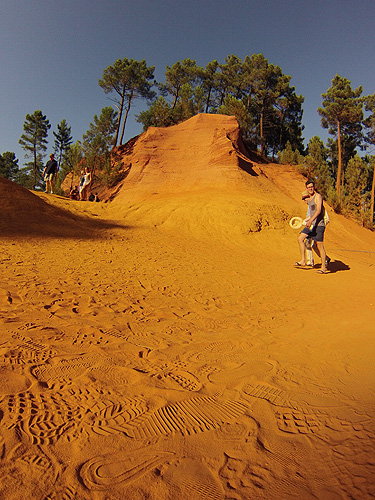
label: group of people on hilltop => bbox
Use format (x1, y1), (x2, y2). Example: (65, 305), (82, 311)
(75, 166), (92, 201)
(43, 154), (99, 202)
(69, 182), (100, 202)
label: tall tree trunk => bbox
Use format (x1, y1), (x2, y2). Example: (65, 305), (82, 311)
(260, 107), (264, 155)
(114, 87), (125, 148)
(336, 119), (342, 197)
(119, 90), (133, 145)
(247, 91), (251, 109)
(370, 158), (375, 223)
(33, 145), (37, 190)
(58, 148), (62, 169)
(172, 85), (180, 109)
(205, 87), (212, 113)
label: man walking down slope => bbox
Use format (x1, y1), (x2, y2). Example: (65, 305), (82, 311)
(42, 153), (58, 194)
(295, 180), (328, 274)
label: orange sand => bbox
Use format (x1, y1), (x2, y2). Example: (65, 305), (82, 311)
(0, 114), (374, 499)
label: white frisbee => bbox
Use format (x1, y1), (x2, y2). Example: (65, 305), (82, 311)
(289, 216), (304, 229)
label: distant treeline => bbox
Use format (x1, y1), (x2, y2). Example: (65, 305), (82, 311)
(1, 54), (374, 225)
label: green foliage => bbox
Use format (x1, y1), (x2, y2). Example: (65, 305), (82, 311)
(138, 54), (304, 158)
(343, 155), (370, 218)
(163, 58), (201, 108)
(318, 75), (363, 134)
(218, 96), (253, 134)
(278, 141), (304, 165)
(82, 107), (118, 178)
(0, 151), (19, 180)
(318, 75), (363, 195)
(217, 55), (243, 104)
(325, 186), (342, 213)
(241, 54), (304, 156)
(272, 86), (305, 155)
(58, 141), (84, 192)
(136, 97), (176, 130)
(363, 94), (375, 143)
(98, 161), (129, 188)
(302, 136), (332, 200)
(202, 60), (220, 112)
(53, 119), (73, 168)
(137, 84), (204, 130)
(99, 58), (155, 146)
(19, 110), (50, 189)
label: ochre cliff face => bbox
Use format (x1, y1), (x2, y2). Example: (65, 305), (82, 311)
(112, 114), (259, 201)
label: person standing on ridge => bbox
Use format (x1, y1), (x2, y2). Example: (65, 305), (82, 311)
(295, 180), (329, 273)
(42, 153), (58, 194)
(79, 166), (92, 201)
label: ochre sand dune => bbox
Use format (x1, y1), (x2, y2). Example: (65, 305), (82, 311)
(0, 114), (374, 499)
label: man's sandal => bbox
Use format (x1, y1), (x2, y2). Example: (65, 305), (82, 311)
(316, 269), (328, 274)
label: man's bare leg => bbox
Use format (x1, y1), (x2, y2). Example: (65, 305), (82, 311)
(313, 242), (321, 258)
(316, 241), (326, 272)
(313, 241), (330, 266)
(297, 233), (308, 265)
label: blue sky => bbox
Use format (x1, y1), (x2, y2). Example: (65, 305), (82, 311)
(1, 0), (374, 166)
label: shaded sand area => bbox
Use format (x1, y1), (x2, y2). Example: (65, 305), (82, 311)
(1, 115), (375, 499)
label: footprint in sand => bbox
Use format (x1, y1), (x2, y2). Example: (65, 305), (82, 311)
(1, 333), (56, 365)
(122, 395), (248, 439)
(1, 388), (148, 445)
(133, 359), (203, 392)
(80, 449), (174, 490)
(0, 443), (59, 499)
(15, 323), (65, 342)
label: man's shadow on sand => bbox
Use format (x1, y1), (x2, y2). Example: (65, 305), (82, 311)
(326, 260), (350, 273)
(295, 260), (350, 273)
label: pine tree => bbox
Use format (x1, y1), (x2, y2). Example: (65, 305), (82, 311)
(53, 119), (73, 168)
(0, 151), (19, 180)
(218, 55), (243, 105)
(363, 93), (375, 223)
(19, 110), (50, 189)
(136, 54), (305, 157)
(99, 58), (155, 147)
(303, 137), (332, 201)
(278, 141), (304, 165)
(241, 54), (299, 156)
(136, 97), (175, 130)
(202, 60), (220, 112)
(218, 96), (253, 135)
(318, 75), (363, 198)
(82, 107), (118, 176)
(344, 155), (368, 217)
(273, 87), (305, 154)
(163, 59), (201, 109)
(58, 141), (84, 192)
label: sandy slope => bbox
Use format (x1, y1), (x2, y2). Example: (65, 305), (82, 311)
(0, 115), (375, 500)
